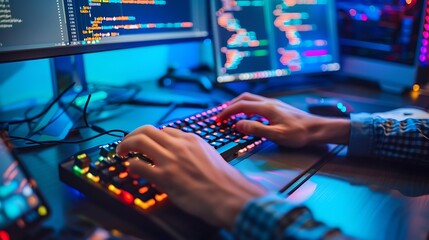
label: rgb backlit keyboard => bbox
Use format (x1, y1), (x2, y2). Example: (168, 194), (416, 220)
(59, 102), (269, 239)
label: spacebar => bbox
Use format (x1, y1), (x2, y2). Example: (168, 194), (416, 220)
(217, 142), (238, 156)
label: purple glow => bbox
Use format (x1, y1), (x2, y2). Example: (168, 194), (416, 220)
(303, 49), (328, 57)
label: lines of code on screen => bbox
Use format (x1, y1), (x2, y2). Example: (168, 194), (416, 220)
(0, 0), (199, 53)
(71, 0), (195, 45)
(213, 0), (340, 83)
(0, 0), (67, 51)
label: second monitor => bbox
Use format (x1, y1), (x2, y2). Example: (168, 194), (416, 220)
(210, 0), (341, 84)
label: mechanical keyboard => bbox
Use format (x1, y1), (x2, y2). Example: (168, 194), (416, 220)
(59, 102), (269, 239)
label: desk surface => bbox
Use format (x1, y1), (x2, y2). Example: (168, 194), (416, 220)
(14, 79), (429, 239)
(289, 147), (429, 240)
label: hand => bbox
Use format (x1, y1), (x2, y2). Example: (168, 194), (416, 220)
(217, 92), (350, 147)
(116, 125), (266, 229)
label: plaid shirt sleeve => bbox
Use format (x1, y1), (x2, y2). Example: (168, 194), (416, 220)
(232, 193), (349, 240)
(348, 113), (429, 164)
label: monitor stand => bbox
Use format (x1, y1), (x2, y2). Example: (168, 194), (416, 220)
(54, 55), (211, 122)
(0, 59), (82, 149)
(20, 101), (79, 148)
(1, 103), (76, 149)
(55, 55), (173, 108)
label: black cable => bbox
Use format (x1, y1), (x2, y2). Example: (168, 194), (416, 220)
(79, 93), (124, 138)
(0, 82), (76, 125)
(22, 103), (38, 133)
(81, 93), (109, 135)
(9, 129), (128, 146)
(72, 125), (125, 138)
(83, 94), (92, 128)
(30, 90), (120, 139)
(9, 91), (127, 147)
(30, 88), (82, 136)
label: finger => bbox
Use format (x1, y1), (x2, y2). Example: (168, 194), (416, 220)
(162, 127), (206, 152)
(162, 127), (187, 138)
(161, 127), (195, 149)
(217, 101), (276, 121)
(121, 125), (176, 148)
(127, 157), (160, 181)
(230, 92), (266, 104)
(236, 120), (274, 138)
(116, 135), (173, 165)
(121, 125), (154, 141)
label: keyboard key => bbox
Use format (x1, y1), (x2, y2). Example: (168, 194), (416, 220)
(217, 142), (239, 155)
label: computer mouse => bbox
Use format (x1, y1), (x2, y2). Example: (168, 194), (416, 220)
(307, 98), (353, 118)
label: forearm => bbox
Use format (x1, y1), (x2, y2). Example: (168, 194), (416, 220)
(307, 117), (351, 145)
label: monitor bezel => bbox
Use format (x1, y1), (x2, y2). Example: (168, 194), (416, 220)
(0, 34), (208, 63)
(339, 56), (421, 93)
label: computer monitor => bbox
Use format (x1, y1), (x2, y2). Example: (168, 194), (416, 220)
(336, 0), (429, 93)
(0, 0), (208, 63)
(210, 0), (341, 84)
(0, 0), (209, 146)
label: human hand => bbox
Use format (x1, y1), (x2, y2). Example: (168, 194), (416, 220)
(116, 125), (266, 229)
(217, 92), (350, 147)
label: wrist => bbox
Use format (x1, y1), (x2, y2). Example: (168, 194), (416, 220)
(211, 183), (266, 230)
(307, 117), (351, 145)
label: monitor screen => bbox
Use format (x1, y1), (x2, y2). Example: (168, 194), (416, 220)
(336, 0), (429, 92)
(0, 0), (208, 63)
(337, 0), (425, 66)
(210, 0), (340, 83)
